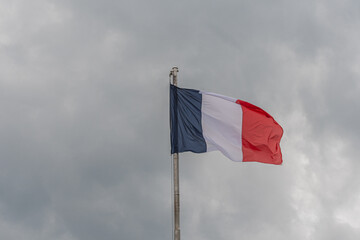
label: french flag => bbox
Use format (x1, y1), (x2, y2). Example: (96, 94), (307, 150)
(170, 85), (283, 165)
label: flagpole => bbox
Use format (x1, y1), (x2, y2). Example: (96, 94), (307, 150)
(170, 67), (180, 240)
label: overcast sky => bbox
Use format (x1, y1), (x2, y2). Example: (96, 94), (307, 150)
(1, 0), (360, 239)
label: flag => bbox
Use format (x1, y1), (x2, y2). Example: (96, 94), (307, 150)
(170, 84), (283, 165)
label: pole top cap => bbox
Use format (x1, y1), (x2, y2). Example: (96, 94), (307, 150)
(170, 67), (179, 77)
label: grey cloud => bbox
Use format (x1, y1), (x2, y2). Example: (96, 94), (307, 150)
(1, 0), (360, 239)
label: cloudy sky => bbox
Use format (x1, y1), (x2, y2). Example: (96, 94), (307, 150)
(1, 0), (360, 239)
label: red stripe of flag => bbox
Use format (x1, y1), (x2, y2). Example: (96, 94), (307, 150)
(236, 100), (283, 165)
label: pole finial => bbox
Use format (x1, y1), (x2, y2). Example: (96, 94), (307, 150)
(170, 67), (179, 86)
(170, 67), (179, 76)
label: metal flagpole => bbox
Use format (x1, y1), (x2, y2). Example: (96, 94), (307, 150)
(170, 67), (180, 240)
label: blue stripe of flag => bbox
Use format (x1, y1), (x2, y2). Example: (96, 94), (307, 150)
(170, 84), (206, 154)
